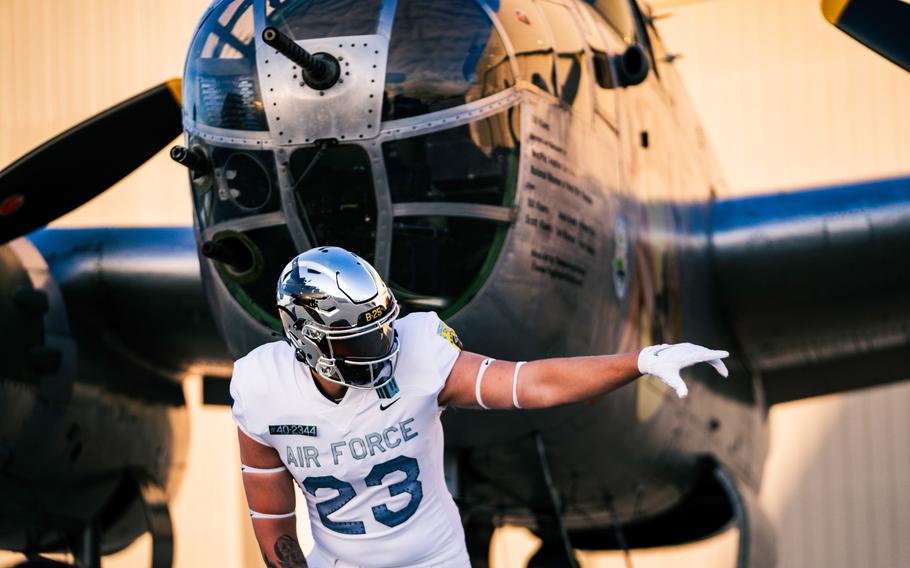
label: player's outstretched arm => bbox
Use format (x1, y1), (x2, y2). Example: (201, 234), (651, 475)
(438, 343), (729, 409)
(237, 429), (308, 568)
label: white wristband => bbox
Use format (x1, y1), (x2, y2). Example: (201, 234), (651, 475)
(241, 464), (286, 474)
(249, 509), (295, 520)
(512, 361), (526, 409)
(475, 358), (494, 409)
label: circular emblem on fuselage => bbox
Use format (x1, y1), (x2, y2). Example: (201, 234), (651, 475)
(613, 214), (629, 299)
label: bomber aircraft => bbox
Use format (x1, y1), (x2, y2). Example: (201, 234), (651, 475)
(1, 0), (909, 567)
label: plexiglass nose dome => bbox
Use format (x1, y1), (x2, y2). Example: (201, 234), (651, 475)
(181, 0), (520, 340)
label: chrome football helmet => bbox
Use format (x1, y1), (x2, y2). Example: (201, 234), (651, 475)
(276, 247), (399, 389)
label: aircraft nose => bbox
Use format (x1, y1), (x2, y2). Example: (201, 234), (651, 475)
(180, 0), (521, 332)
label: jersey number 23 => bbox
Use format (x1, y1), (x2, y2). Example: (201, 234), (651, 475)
(302, 455), (422, 535)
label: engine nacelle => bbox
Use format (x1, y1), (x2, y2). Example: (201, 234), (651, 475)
(0, 238), (189, 556)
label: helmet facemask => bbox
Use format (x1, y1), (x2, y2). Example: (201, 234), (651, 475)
(311, 305), (400, 389)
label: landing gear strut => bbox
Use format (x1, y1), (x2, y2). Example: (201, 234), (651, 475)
(136, 473), (174, 568)
(72, 520), (100, 568)
(528, 432), (578, 568)
(463, 511), (496, 568)
(713, 466), (776, 568)
(63, 473), (174, 568)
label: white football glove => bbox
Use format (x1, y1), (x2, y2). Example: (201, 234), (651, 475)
(637, 343), (730, 398)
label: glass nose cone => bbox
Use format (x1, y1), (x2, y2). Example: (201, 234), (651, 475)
(182, 0), (519, 330)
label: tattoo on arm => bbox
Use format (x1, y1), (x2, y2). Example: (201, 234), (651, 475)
(268, 534), (307, 567)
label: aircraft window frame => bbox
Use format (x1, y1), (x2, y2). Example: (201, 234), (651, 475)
(216, 0), (255, 56)
(264, 0), (383, 41)
(287, 144), (379, 264)
(387, 212), (512, 319)
(184, 0), (268, 131)
(586, 0), (636, 45)
(381, 107), (521, 207)
(576, 2), (607, 52)
(493, 0), (560, 99)
(381, 0), (517, 121)
(478, 1), (523, 81)
(204, 0), (255, 59)
(534, 0), (595, 120)
(210, 224), (297, 331)
(628, 0), (660, 80)
(374, 102), (522, 317)
(578, 3), (620, 128)
(190, 145), (283, 228)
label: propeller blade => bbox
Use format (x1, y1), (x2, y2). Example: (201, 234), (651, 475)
(822, 0), (910, 72)
(0, 79), (183, 244)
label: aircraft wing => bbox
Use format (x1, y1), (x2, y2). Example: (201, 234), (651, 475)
(711, 175), (910, 404)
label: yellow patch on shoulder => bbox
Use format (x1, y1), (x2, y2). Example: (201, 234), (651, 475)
(436, 322), (463, 351)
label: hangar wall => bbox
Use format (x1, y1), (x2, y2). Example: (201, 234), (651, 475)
(1, 0), (909, 566)
(653, 0), (910, 195)
(653, 0), (910, 567)
(0, 2), (258, 566)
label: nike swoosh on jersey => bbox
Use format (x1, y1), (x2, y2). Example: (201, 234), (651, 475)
(379, 398), (400, 411)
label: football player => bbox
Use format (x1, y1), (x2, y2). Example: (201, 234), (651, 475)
(231, 247), (728, 568)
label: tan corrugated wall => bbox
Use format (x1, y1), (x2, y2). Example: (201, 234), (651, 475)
(653, 0), (910, 567)
(651, 0), (910, 194)
(0, 2), (260, 566)
(1, 0), (909, 567)
(0, 0), (204, 228)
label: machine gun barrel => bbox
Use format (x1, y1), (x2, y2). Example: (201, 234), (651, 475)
(262, 27), (341, 90)
(169, 145), (208, 178)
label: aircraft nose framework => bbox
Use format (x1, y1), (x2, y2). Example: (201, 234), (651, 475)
(180, 0), (521, 346)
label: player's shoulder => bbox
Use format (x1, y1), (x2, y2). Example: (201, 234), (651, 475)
(230, 341), (295, 445)
(235, 339), (293, 370)
(394, 310), (442, 338)
(392, 311), (463, 397)
(231, 340), (295, 395)
(395, 310), (459, 344)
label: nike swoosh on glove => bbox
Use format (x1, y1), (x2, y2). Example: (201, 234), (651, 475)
(637, 343), (730, 398)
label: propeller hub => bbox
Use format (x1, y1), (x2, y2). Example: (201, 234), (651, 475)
(0, 195), (24, 217)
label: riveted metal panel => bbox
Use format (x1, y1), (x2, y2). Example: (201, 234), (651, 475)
(257, 35), (389, 145)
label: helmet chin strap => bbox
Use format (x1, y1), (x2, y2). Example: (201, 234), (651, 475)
(308, 367), (347, 403)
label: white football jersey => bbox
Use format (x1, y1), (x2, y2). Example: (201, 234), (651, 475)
(230, 311), (470, 568)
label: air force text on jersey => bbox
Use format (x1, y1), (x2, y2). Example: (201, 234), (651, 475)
(284, 417), (419, 468)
